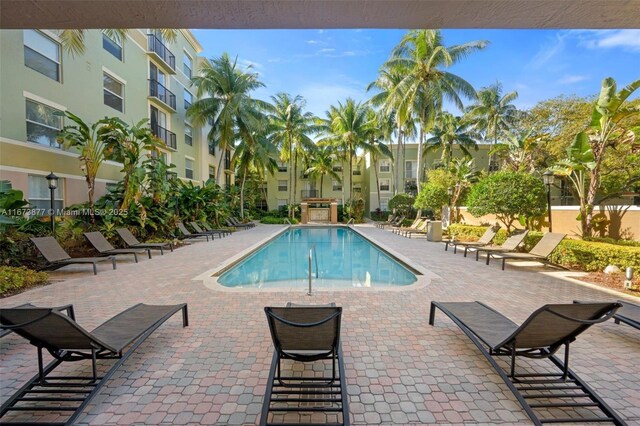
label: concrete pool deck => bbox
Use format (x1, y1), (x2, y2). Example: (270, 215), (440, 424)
(1, 223), (639, 424)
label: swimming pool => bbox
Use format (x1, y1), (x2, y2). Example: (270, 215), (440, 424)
(216, 227), (418, 289)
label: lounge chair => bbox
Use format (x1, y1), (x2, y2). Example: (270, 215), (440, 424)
(405, 219), (431, 238)
(489, 232), (566, 270)
(0, 302), (188, 425)
(0, 303), (75, 338)
(200, 221), (232, 237)
(430, 301), (624, 425)
(84, 231), (151, 262)
(226, 217), (252, 229)
(232, 216), (255, 228)
(445, 226), (498, 253)
(189, 221), (228, 239)
(575, 300), (640, 331)
(381, 215), (405, 229)
(375, 214), (395, 229)
(261, 304), (349, 426)
(176, 222), (211, 241)
(467, 230), (529, 263)
(116, 228), (173, 255)
(392, 217), (423, 235)
(30, 236), (116, 275)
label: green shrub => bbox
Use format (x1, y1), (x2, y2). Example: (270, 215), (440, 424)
(447, 224), (640, 271)
(0, 266), (49, 297)
(388, 193), (415, 218)
(370, 210), (391, 221)
(414, 183), (448, 219)
(584, 237), (640, 247)
(260, 216), (299, 224)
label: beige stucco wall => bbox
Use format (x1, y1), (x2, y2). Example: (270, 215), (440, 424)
(457, 206), (640, 241)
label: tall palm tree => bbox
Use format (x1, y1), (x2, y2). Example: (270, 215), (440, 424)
(447, 157), (481, 222)
(383, 29), (488, 191)
(305, 146), (341, 198)
(425, 112), (478, 167)
(59, 29), (177, 56)
(187, 53), (267, 183)
(266, 93), (318, 217)
(489, 129), (538, 172)
(318, 98), (371, 203)
(364, 108), (395, 210)
(466, 81), (519, 145)
(233, 132), (278, 218)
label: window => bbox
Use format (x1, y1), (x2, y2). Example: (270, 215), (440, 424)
(103, 73), (124, 112)
(380, 197), (389, 211)
(353, 184), (362, 193)
(224, 149), (232, 170)
(28, 174), (63, 211)
(24, 30), (60, 81)
(208, 166), (215, 181)
(208, 141), (215, 156)
(26, 99), (63, 147)
(184, 90), (193, 109)
(102, 31), (122, 60)
(185, 158), (194, 179)
(184, 123), (193, 146)
(277, 162), (287, 173)
(379, 178), (390, 191)
(379, 160), (390, 173)
(277, 199), (287, 208)
(405, 161), (417, 179)
(333, 164), (343, 172)
(332, 180), (342, 191)
(278, 180), (288, 192)
(352, 168), (361, 176)
(183, 52), (192, 78)
(225, 173), (231, 189)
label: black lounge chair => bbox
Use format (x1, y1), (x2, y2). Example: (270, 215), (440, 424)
(261, 304), (349, 426)
(84, 231), (151, 262)
(226, 218), (252, 230)
(0, 303), (188, 425)
(375, 214), (396, 229)
(0, 303), (75, 338)
(189, 221), (228, 239)
(231, 216), (254, 228)
(116, 228), (173, 255)
(430, 301), (624, 425)
(489, 232), (566, 270)
(31, 236), (116, 275)
(445, 226), (498, 253)
(466, 229), (529, 263)
(201, 221), (232, 237)
(575, 300), (640, 331)
(176, 222), (211, 241)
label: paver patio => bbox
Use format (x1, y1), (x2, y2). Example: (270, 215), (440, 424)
(1, 224), (639, 425)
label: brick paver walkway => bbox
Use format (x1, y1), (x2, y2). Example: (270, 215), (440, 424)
(1, 224), (639, 425)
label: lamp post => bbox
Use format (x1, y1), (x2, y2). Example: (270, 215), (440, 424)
(447, 186), (454, 226)
(45, 172), (58, 235)
(542, 170), (555, 232)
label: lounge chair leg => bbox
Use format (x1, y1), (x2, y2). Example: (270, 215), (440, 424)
(147, 249), (152, 259)
(91, 348), (98, 382)
(464, 247), (468, 257)
(453, 246), (457, 254)
(502, 258), (506, 270)
(486, 254), (491, 265)
(160, 247), (164, 255)
(562, 343), (570, 380)
(445, 243), (448, 251)
(428, 303), (437, 325)
(509, 342), (517, 378)
(93, 263), (98, 275)
(37, 345), (45, 382)
(170, 243), (174, 252)
(112, 258), (117, 270)
(182, 305), (189, 327)
(133, 253), (138, 263)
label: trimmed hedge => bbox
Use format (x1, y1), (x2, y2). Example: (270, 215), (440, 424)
(0, 266), (49, 297)
(447, 224), (640, 272)
(260, 216), (299, 224)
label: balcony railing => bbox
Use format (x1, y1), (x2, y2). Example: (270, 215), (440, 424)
(151, 124), (177, 150)
(148, 79), (176, 109)
(352, 169), (361, 176)
(147, 34), (175, 71)
(301, 190), (319, 199)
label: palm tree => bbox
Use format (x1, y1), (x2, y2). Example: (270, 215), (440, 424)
(305, 146), (341, 198)
(466, 82), (519, 173)
(318, 98), (371, 204)
(187, 53), (267, 183)
(489, 129), (539, 172)
(383, 29), (488, 190)
(59, 29), (177, 56)
(233, 132), (278, 218)
(425, 112), (478, 167)
(364, 108), (395, 210)
(266, 93), (318, 218)
(448, 157), (481, 222)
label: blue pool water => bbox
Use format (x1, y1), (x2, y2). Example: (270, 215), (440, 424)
(217, 227), (418, 289)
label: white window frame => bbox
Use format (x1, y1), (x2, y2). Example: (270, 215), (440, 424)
(184, 90), (193, 110)
(379, 160), (391, 173)
(28, 174), (64, 212)
(208, 165), (216, 181)
(183, 51), (193, 78)
(277, 180), (288, 192)
(25, 98), (64, 148)
(185, 157), (195, 180)
(277, 199), (287, 207)
(379, 178), (390, 192)
(405, 160), (417, 179)
(184, 122), (193, 146)
(103, 72), (124, 112)
(332, 180), (342, 191)
(23, 29), (61, 82)
(102, 31), (123, 61)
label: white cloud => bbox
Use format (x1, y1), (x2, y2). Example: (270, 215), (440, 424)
(306, 40), (319, 44)
(581, 29), (640, 51)
(529, 33), (567, 69)
(238, 58), (264, 70)
(557, 74), (588, 85)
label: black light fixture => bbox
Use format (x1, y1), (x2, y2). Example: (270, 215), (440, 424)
(45, 172), (58, 234)
(542, 170), (555, 232)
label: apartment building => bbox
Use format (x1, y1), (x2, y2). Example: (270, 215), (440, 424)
(0, 29), (231, 210)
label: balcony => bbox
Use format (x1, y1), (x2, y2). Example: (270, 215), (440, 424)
(147, 34), (176, 74)
(352, 169), (362, 176)
(152, 124), (177, 150)
(148, 79), (176, 110)
(301, 190), (319, 199)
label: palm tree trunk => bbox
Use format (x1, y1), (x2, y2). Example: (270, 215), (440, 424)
(349, 146), (353, 202)
(240, 172), (246, 218)
(292, 151), (298, 218)
(416, 127), (424, 194)
(320, 175), (324, 198)
(374, 157), (381, 211)
(216, 152), (224, 184)
(288, 148), (294, 218)
(395, 127), (403, 194)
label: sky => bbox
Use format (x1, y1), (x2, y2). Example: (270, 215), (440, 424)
(191, 29), (640, 117)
